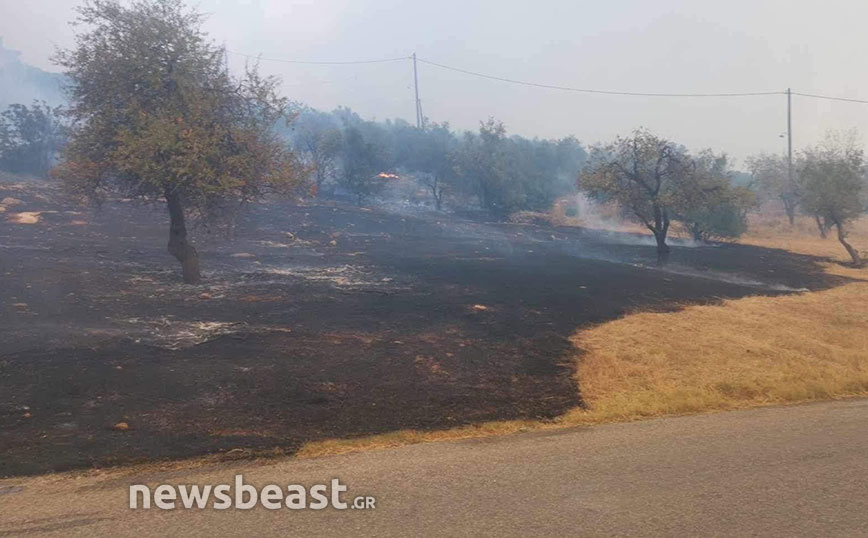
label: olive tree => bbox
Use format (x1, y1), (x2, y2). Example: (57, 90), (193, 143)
(579, 129), (686, 262)
(55, 0), (306, 283)
(0, 101), (67, 177)
(452, 119), (526, 216)
(396, 121), (457, 210)
(799, 134), (866, 266)
(675, 151), (754, 243)
(338, 126), (389, 205)
(292, 107), (343, 196)
(580, 130), (754, 260)
(745, 152), (801, 226)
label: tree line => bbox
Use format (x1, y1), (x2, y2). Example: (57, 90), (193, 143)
(1, 0), (864, 282)
(0, 101), (66, 177)
(286, 106), (587, 216)
(746, 131), (868, 265)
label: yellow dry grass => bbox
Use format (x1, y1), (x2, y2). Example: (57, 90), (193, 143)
(295, 420), (544, 459)
(298, 212), (868, 459)
(741, 212), (868, 262)
(565, 212), (868, 423)
(567, 277), (868, 422)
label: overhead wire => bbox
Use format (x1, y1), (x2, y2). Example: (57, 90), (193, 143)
(415, 58), (784, 98)
(226, 49), (410, 66)
(227, 49), (868, 105)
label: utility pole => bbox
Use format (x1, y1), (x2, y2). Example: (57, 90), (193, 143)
(787, 87), (793, 188)
(412, 52), (423, 129)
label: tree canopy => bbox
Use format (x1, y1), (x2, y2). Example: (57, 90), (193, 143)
(0, 101), (67, 177)
(55, 0), (307, 283)
(799, 132), (866, 266)
(580, 129), (753, 261)
(579, 129), (686, 259)
(673, 151), (754, 242)
(745, 152), (800, 225)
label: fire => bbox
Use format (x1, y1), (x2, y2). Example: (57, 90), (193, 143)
(377, 172), (399, 180)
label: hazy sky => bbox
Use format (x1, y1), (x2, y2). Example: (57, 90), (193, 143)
(2, 0), (867, 163)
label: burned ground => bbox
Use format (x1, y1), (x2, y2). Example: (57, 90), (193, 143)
(0, 177), (849, 476)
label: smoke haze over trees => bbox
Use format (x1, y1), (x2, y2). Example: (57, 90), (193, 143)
(1, 0), (864, 279)
(0, 38), (65, 110)
(285, 109), (589, 214)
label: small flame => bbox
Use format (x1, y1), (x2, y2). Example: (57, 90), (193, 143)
(377, 172), (400, 180)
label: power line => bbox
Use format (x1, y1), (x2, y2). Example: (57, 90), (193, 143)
(415, 57), (784, 98)
(226, 48), (868, 105)
(792, 91), (868, 105)
(225, 49), (410, 66)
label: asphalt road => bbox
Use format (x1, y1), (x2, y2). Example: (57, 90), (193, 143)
(1, 399), (867, 537)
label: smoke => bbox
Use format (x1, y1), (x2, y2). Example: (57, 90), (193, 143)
(356, 189), (803, 293)
(569, 193), (705, 248)
(644, 264), (809, 293)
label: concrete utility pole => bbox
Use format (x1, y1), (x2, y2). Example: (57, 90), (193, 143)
(413, 52), (423, 129)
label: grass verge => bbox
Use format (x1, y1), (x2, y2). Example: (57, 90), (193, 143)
(567, 274), (868, 422)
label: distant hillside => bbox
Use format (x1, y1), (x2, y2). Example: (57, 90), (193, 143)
(0, 38), (66, 109)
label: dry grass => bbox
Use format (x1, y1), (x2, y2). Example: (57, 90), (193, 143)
(295, 420), (544, 459)
(298, 212), (868, 459)
(563, 212), (868, 423)
(566, 278), (868, 422)
(741, 212), (868, 262)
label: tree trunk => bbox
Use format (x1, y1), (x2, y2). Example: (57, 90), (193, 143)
(814, 214), (827, 239)
(651, 204), (670, 266)
(833, 220), (862, 267)
(432, 179), (444, 211)
(781, 194), (796, 226)
(165, 191), (201, 284)
(654, 230), (670, 266)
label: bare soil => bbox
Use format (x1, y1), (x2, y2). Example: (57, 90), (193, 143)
(0, 177), (849, 476)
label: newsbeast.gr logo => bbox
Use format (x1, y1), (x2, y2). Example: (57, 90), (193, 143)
(129, 475), (376, 511)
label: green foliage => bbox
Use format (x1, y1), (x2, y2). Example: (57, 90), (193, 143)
(55, 0), (306, 213)
(799, 135), (865, 227)
(682, 195), (752, 242)
(0, 101), (67, 177)
(452, 119), (514, 216)
(290, 107), (343, 194)
(745, 152), (799, 223)
(288, 107), (587, 213)
(798, 132), (866, 265)
(53, 0), (307, 282)
(391, 121), (458, 209)
(675, 152), (754, 241)
(580, 129), (753, 251)
(338, 126), (389, 205)
(452, 119), (585, 217)
(579, 129), (685, 251)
